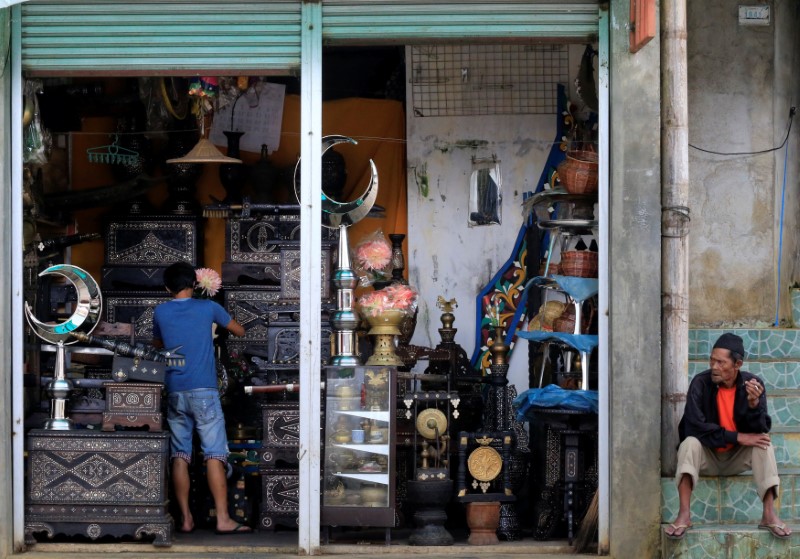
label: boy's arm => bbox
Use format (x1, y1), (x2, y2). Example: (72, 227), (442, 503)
(226, 319), (245, 337)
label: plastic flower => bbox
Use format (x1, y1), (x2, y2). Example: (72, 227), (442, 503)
(356, 237), (392, 272)
(195, 267), (222, 298)
(357, 284), (418, 317)
(383, 284), (417, 312)
(357, 290), (391, 317)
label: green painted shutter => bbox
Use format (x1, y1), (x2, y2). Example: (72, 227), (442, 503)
(21, 1), (302, 76)
(322, 0), (599, 43)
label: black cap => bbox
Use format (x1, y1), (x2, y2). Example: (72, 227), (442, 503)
(713, 333), (745, 359)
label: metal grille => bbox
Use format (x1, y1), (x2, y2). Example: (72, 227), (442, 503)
(410, 44), (569, 117)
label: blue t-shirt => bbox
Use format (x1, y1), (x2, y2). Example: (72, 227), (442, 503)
(152, 298), (233, 393)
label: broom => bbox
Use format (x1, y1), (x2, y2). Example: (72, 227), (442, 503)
(573, 489), (599, 553)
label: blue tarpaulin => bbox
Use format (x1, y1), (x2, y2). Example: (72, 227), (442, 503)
(513, 384), (599, 422)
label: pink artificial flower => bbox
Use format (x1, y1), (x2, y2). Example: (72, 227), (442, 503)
(195, 267), (222, 298)
(357, 284), (419, 317)
(357, 290), (391, 317)
(356, 238), (393, 272)
(383, 284), (417, 312)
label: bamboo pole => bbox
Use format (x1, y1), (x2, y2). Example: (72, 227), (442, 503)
(661, 0), (690, 476)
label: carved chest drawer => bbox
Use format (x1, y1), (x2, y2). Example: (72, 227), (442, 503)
(259, 469), (299, 531)
(224, 289), (334, 366)
(101, 215), (201, 290)
(102, 382), (164, 432)
(259, 401), (301, 469)
(25, 429), (172, 547)
(103, 291), (172, 341)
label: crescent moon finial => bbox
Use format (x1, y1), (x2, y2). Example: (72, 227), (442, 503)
(293, 135), (379, 229)
(25, 265), (102, 345)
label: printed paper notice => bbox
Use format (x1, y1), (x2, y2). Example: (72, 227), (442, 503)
(210, 82), (286, 154)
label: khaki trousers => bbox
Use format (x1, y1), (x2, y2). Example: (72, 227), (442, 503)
(675, 436), (780, 501)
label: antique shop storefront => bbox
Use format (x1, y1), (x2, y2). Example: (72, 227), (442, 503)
(0, 1), (666, 557)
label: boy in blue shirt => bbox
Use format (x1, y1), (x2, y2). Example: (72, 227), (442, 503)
(153, 261), (251, 535)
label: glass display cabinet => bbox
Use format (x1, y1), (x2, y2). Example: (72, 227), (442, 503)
(322, 365), (396, 528)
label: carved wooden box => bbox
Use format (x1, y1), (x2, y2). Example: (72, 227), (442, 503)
(102, 382), (163, 432)
(103, 291), (172, 341)
(259, 469), (299, 530)
(25, 429), (172, 547)
(260, 401), (301, 468)
(223, 289), (333, 366)
(101, 216), (201, 290)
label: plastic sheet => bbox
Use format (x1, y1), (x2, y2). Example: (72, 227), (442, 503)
(513, 384), (599, 422)
(516, 330), (598, 353)
(532, 275), (598, 302)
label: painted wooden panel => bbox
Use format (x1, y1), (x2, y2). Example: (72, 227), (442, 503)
(21, 1), (302, 75)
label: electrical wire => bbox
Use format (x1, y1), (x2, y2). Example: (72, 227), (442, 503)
(690, 107), (795, 156)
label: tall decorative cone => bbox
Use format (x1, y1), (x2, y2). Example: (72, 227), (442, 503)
(330, 225), (361, 365)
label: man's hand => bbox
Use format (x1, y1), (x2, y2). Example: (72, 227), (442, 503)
(744, 379), (763, 409)
(737, 432), (771, 450)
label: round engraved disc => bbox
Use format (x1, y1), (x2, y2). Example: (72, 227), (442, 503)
(415, 408), (448, 440)
(467, 445), (503, 482)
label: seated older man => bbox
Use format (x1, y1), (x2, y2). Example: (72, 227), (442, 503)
(664, 333), (792, 540)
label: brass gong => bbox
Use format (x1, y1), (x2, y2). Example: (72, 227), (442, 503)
(416, 408), (448, 440)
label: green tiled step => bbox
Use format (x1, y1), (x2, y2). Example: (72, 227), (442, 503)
(661, 474), (799, 525)
(661, 524), (798, 558)
(690, 328), (800, 360)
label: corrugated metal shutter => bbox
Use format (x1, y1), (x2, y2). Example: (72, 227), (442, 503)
(20, 0), (302, 76)
(322, 0), (599, 43)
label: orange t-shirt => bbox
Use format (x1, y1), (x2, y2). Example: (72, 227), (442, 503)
(716, 386), (737, 452)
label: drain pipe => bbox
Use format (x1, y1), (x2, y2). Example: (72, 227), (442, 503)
(661, 0), (691, 476)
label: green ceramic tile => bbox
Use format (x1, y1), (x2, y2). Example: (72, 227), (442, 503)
(661, 477), (720, 524)
(720, 477), (760, 522)
(768, 397), (800, 429)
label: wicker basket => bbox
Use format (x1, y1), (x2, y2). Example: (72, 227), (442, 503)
(553, 304), (595, 334)
(560, 250), (598, 278)
(557, 150), (599, 194)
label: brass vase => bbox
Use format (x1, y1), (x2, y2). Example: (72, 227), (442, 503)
(365, 309), (405, 366)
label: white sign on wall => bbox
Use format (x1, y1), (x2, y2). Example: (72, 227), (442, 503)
(738, 5), (770, 26)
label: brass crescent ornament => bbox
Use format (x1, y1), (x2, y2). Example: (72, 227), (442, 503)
(416, 408), (448, 440)
(24, 264), (102, 345)
(467, 445), (503, 482)
(293, 135), (379, 229)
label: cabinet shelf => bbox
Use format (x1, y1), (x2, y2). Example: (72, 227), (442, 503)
(322, 365), (396, 527)
(335, 410), (390, 422)
(333, 472), (390, 485)
(333, 443), (390, 454)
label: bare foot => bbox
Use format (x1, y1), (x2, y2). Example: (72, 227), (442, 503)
(179, 515), (195, 534)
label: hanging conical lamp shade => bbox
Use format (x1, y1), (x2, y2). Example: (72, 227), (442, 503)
(167, 137), (242, 164)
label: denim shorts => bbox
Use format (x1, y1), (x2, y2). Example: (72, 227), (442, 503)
(167, 388), (229, 465)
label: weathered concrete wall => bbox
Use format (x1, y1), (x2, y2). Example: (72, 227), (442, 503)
(608, 0), (663, 557)
(688, 0), (800, 325)
(404, 46), (586, 393)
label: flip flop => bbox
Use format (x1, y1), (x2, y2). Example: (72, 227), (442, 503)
(664, 523), (692, 540)
(758, 523), (792, 539)
(215, 523), (253, 536)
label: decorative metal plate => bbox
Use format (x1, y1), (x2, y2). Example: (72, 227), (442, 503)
(467, 446), (503, 482)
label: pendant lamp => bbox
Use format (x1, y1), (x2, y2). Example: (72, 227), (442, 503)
(167, 103), (242, 165)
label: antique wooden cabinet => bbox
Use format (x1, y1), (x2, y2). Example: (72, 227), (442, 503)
(25, 429), (172, 547)
(322, 365), (396, 527)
